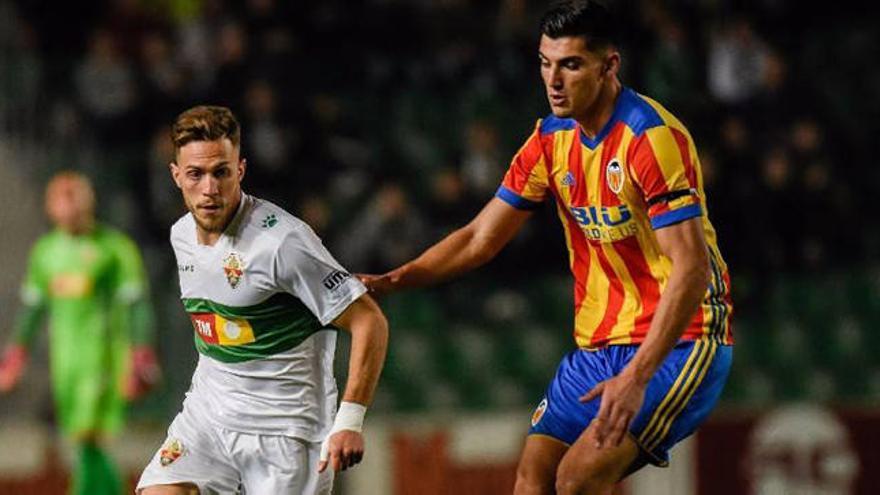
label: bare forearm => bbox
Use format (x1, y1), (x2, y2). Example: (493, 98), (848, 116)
(341, 312), (389, 406)
(386, 198), (531, 289)
(625, 263), (708, 384)
(388, 225), (494, 289)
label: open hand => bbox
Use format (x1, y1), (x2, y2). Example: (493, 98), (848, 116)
(580, 371), (647, 449)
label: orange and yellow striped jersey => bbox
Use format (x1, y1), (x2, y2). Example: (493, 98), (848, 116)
(497, 87), (732, 349)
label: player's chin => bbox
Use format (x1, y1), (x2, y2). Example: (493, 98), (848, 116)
(549, 105), (573, 118)
(194, 215), (225, 233)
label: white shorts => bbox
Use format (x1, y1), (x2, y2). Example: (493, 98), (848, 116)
(137, 409), (333, 494)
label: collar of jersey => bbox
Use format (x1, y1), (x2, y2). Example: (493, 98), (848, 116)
(578, 86), (631, 150)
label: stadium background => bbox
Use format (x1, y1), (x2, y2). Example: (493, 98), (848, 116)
(0, 0), (878, 493)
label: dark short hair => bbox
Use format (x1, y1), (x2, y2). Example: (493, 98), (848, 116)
(171, 105), (241, 156)
(540, 1), (619, 51)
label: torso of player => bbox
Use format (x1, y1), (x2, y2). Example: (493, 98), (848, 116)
(172, 195), (341, 362)
(170, 193), (364, 439)
(31, 227), (122, 335)
(501, 88), (733, 349)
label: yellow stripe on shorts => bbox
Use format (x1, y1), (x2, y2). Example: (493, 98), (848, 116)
(636, 340), (709, 449)
(641, 339), (718, 451)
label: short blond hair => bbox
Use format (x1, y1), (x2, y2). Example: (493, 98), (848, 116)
(171, 105), (241, 157)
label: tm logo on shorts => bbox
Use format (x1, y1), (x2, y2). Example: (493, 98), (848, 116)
(323, 270), (351, 291)
(532, 398), (548, 427)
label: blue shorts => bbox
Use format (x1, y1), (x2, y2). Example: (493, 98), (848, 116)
(529, 339), (732, 467)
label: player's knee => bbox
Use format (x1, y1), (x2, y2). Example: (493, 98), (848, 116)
(555, 464), (612, 495)
(514, 462), (554, 494)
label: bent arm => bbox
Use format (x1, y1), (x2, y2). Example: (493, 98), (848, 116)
(383, 197), (532, 289)
(622, 217), (710, 384)
(332, 294), (389, 406)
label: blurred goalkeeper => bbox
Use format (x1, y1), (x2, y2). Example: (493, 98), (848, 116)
(0, 171), (160, 495)
(136, 105), (388, 495)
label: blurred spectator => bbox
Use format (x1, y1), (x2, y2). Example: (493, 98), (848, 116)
(74, 30), (140, 142)
(643, 17), (697, 115)
(460, 119), (504, 197)
(336, 182), (428, 272)
(708, 18), (769, 106)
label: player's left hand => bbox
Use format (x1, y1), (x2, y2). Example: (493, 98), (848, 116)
(123, 346), (161, 400)
(318, 430), (365, 473)
(579, 370), (647, 449)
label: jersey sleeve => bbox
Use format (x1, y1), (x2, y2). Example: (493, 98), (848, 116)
(111, 233), (149, 304)
(627, 125), (703, 229)
(110, 232), (154, 345)
(496, 121), (549, 210)
(274, 226), (367, 326)
(13, 239), (49, 347)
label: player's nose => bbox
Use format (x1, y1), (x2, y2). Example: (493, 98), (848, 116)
(202, 175), (221, 195)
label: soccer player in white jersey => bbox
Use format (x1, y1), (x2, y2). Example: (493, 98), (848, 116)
(137, 105), (389, 494)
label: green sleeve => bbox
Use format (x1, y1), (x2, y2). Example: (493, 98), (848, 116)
(12, 239), (49, 349)
(111, 233), (155, 346)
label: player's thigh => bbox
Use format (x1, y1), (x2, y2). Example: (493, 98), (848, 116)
(555, 422), (639, 495)
(137, 411), (240, 494)
(514, 434), (568, 495)
(139, 483), (199, 495)
(239, 435), (332, 495)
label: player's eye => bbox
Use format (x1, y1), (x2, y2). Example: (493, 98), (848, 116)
(214, 168), (229, 178)
(187, 170), (202, 180)
(563, 60), (581, 70)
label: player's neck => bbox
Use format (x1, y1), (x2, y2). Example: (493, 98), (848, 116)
(577, 79), (622, 139)
(59, 218), (95, 236)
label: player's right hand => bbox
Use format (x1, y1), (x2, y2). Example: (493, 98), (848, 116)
(124, 346), (162, 400)
(357, 273), (395, 297)
(318, 430), (365, 473)
(0, 345), (28, 393)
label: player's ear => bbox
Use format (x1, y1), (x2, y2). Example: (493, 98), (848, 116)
(603, 51), (621, 79)
(168, 161), (183, 189)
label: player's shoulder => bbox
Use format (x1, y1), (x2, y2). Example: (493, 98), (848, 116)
(618, 87), (690, 137)
(94, 223), (134, 244)
(30, 230), (60, 256)
(170, 212), (195, 247)
(239, 195), (316, 247)
(536, 114), (578, 136)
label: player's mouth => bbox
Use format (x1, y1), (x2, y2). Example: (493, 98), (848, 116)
(197, 204), (222, 215)
(549, 94), (567, 106)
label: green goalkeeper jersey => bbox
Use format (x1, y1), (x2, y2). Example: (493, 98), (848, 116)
(13, 224), (152, 436)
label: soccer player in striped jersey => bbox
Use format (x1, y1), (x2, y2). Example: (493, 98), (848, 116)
(361, 1), (733, 493)
(137, 106), (388, 494)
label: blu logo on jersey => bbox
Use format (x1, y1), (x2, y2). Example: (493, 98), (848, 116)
(570, 205), (637, 242)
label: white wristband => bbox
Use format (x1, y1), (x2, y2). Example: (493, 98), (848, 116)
(331, 401), (367, 433)
(320, 401), (367, 463)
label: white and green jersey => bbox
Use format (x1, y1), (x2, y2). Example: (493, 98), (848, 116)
(171, 193), (366, 441)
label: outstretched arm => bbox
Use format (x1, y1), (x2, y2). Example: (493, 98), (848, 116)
(318, 294), (389, 473)
(581, 217), (710, 448)
(362, 197), (532, 294)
